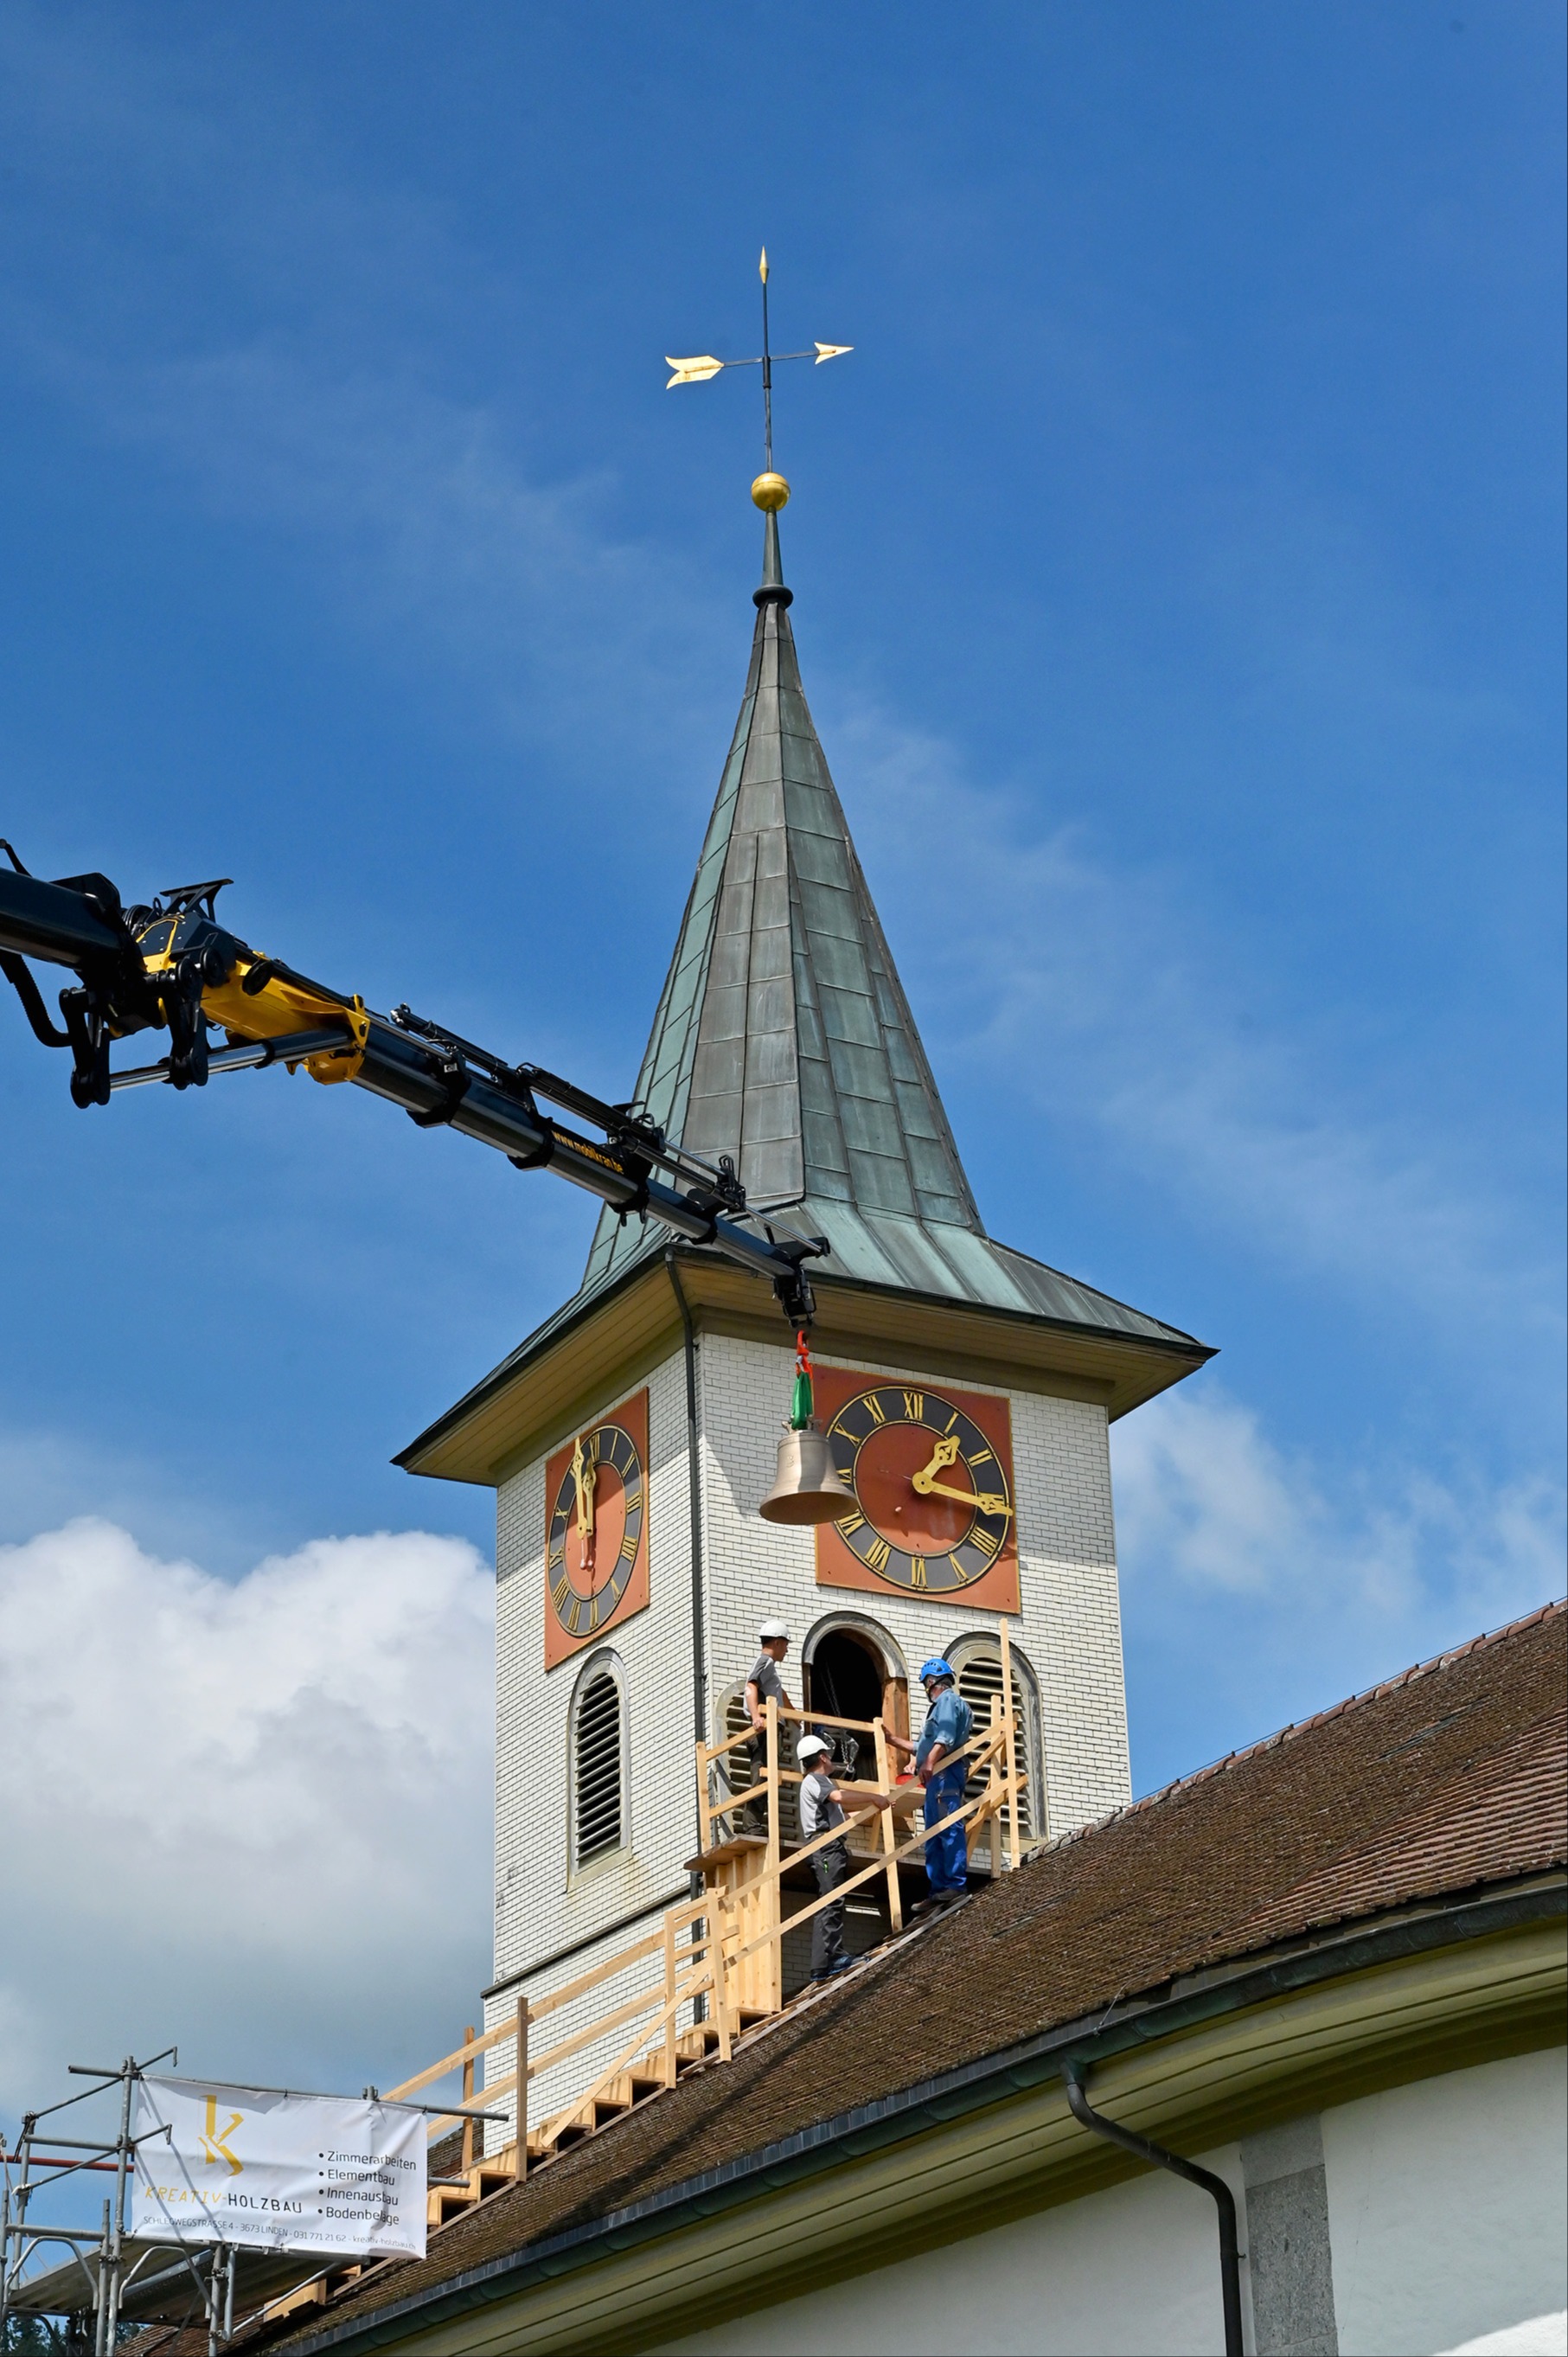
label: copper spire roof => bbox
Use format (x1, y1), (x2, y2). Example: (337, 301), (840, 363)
(583, 510), (980, 1292)
(576, 516), (1203, 1355)
(394, 516), (1212, 1483)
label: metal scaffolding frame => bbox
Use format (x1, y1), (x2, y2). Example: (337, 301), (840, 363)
(1, 2055), (483, 2355)
(0, 2047), (242, 2357)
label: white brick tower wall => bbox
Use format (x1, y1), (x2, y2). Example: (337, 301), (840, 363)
(486, 1344), (698, 2136)
(482, 1324), (1131, 2140)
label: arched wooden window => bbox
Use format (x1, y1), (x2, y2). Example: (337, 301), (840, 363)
(571, 1656), (626, 1869)
(948, 1634), (1044, 1844)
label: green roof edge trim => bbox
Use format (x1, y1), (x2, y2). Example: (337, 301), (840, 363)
(394, 1239), (1213, 1473)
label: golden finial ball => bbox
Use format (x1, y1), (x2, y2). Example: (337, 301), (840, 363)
(751, 471), (790, 512)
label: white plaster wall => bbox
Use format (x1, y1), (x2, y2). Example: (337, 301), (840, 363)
(654, 2142), (1244, 2356)
(650, 2052), (1567, 2357)
(697, 1332), (1131, 1832)
(1325, 2047), (1568, 2357)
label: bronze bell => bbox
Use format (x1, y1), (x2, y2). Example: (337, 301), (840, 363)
(758, 1420), (854, 1525)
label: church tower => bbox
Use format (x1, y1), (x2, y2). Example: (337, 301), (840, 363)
(399, 497), (1211, 2117)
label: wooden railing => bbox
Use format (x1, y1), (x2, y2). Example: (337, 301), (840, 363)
(387, 1621), (1031, 2196)
(384, 1895), (728, 2181)
(699, 1617), (1029, 1885)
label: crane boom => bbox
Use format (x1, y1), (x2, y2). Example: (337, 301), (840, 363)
(0, 853), (827, 1325)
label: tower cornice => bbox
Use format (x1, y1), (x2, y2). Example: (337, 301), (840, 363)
(396, 1248), (1213, 1488)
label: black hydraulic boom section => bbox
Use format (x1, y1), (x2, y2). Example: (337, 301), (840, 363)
(0, 850), (827, 1325)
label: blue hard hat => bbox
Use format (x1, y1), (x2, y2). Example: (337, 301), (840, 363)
(918, 1657), (956, 1684)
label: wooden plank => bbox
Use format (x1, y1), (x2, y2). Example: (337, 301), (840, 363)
(662, 1912), (679, 2085)
(460, 2026), (475, 2174)
(764, 1694), (781, 2015)
(528, 1947), (718, 2080)
(697, 1726), (754, 1770)
(422, 2072), (515, 2138)
(514, 1995), (528, 2181)
(394, 1906), (716, 2108)
(777, 1704), (882, 1733)
(873, 1718), (903, 1935)
(714, 1893), (733, 2062)
(387, 2022), (507, 2102)
(524, 1925), (669, 2024)
(706, 1788), (762, 1824)
(695, 1737), (713, 1853)
(999, 1616), (1021, 1871)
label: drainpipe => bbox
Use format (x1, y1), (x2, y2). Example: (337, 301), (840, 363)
(1061, 2059), (1245, 2357)
(665, 1251), (708, 1790)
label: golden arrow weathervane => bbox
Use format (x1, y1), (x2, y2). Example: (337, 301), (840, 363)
(665, 249), (851, 484)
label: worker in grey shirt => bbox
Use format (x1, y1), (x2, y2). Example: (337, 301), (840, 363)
(743, 1620), (794, 1832)
(796, 1734), (895, 1980)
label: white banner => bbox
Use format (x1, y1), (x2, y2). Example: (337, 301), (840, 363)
(131, 2078), (427, 2260)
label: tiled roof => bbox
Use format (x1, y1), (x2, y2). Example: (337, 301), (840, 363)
(1226, 1714), (1565, 1951)
(266, 1598), (1565, 2341)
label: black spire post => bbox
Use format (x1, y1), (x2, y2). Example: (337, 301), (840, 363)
(760, 247), (775, 475)
(755, 508), (792, 609)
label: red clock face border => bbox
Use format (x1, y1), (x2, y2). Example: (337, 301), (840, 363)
(543, 1388), (650, 1669)
(814, 1368), (1021, 1614)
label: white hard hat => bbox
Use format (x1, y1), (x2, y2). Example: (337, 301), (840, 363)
(797, 1733), (829, 1762)
(758, 1619), (790, 1642)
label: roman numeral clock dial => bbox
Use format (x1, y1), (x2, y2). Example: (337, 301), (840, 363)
(814, 1372), (1021, 1613)
(543, 1388), (651, 1668)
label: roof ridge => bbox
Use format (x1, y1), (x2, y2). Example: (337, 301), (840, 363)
(1032, 1595), (1567, 1861)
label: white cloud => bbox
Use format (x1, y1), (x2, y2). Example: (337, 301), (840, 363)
(0, 1519), (493, 2117)
(1111, 1387), (1317, 1598)
(1110, 1380), (1565, 1661)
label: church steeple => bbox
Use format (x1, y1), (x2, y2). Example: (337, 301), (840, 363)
(583, 508), (982, 1293)
(398, 255), (1210, 1495)
(403, 487), (1210, 1484)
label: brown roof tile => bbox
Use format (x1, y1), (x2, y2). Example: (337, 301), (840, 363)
(267, 1599), (1566, 2343)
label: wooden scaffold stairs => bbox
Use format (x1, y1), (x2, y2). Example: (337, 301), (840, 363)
(358, 1619), (1032, 2255)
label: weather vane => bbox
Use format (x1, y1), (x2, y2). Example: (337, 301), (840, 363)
(666, 250), (851, 509)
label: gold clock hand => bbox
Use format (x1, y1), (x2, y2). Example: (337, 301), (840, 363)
(910, 1435), (962, 1494)
(571, 1436), (597, 1547)
(918, 1476), (1014, 1519)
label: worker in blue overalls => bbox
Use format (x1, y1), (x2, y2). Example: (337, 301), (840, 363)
(882, 1657), (974, 1916)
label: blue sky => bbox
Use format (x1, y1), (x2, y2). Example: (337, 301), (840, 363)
(0, 3), (1562, 2100)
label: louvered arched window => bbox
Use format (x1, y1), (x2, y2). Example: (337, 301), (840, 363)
(571, 1656), (627, 1869)
(949, 1636), (1043, 1842)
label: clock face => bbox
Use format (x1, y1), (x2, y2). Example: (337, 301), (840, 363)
(543, 1389), (650, 1668)
(814, 1371), (1020, 1613)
